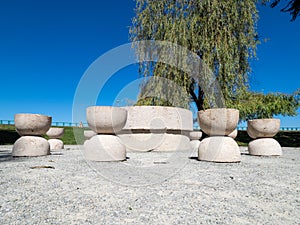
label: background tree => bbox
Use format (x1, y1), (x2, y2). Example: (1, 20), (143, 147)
(263, 0), (300, 21)
(230, 90), (300, 120)
(130, 0), (299, 120)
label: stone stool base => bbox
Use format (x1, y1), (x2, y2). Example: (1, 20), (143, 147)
(190, 140), (201, 152)
(12, 136), (50, 157)
(84, 130), (97, 140)
(84, 135), (126, 161)
(48, 139), (64, 150)
(248, 138), (282, 156)
(198, 136), (241, 162)
(118, 133), (191, 152)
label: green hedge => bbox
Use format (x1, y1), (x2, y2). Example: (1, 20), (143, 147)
(0, 125), (299, 147)
(236, 130), (300, 147)
(0, 125), (85, 145)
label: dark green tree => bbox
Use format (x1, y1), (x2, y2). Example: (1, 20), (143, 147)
(263, 0), (300, 21)
(229, 90), (300, 120)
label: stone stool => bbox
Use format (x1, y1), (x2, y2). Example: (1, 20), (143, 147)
(12, 114), (51, 157)
(197, 108), (241, 162)
(189, 131), (202, 152)
(84, 106), (127, 161)
(247, 119), (282, 156)
(46, 127), (64, 150)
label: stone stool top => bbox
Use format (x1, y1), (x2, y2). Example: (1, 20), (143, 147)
(247, 118), (280, 139)
(86, 106), (127, 134)
(14, 113), (52, 136)
(46, 127), (64, 139)
(198, 108), (239, 136)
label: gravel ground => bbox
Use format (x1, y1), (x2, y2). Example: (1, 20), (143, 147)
(0, 145), (299, 225)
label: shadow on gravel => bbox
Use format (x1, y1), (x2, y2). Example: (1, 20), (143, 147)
(50, 152), (64, 155)
(188, 156), (199, 161)
(0, 150), (13, 162)
(241, 152), (250, 155)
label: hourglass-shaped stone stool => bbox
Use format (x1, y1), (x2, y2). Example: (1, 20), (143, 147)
(197, 108), (241, 162)
(189, 131), (202, 152)
(84, 106), (127, 161)
(12, 114), (51, 157)
(46, 127), (65, 150)
(247, 119), (282, 156)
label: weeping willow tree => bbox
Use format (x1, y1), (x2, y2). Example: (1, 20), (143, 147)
(130, 0), (258, 110)
(130, 0), (299, 120)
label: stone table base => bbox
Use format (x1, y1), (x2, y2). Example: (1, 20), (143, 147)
(118, 133), (191, 152)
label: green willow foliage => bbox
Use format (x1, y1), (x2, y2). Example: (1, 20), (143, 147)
(228, 90), (300, 119)
(130, 0), (299, 120)
(130, 0), (258, 111)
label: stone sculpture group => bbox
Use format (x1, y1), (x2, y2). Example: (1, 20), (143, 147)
(82, 106), (282, 163)
(12, 106), (282, 163)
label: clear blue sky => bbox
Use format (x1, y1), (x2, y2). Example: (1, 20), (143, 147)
(0, 0), (299, 127)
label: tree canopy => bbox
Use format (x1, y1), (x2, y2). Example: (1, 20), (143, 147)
(130, 0), (299, 120)
(229, 90), (300, 120)
(130, 0), (258, 110)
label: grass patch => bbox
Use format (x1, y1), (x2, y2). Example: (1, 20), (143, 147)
(60, 127), (85, 145)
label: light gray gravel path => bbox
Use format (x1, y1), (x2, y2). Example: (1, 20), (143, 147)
(0, 145), (299, 224)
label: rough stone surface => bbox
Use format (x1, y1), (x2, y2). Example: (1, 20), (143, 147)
(46, 128), (64, 139)
(189, 131), (202, 140)
(118, 133), (191, 152)
(12, 136), (50, 157)
(84, 135), (126, 161)
(14, 113), (52, 136)
(248, 138), (282, 156)
(198, 108), (239, 136)
(86, 106), (127, 134)
(84, 130), (97, 140)
(0, 145), (299, 224)
(122, 106), (193, 131)
(190, 140), (201, 151)
(228, 129), (238, 139)
(198, 136), (241, 162)
(247, 119), (280, 139)
(48, 139), (64, 150)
